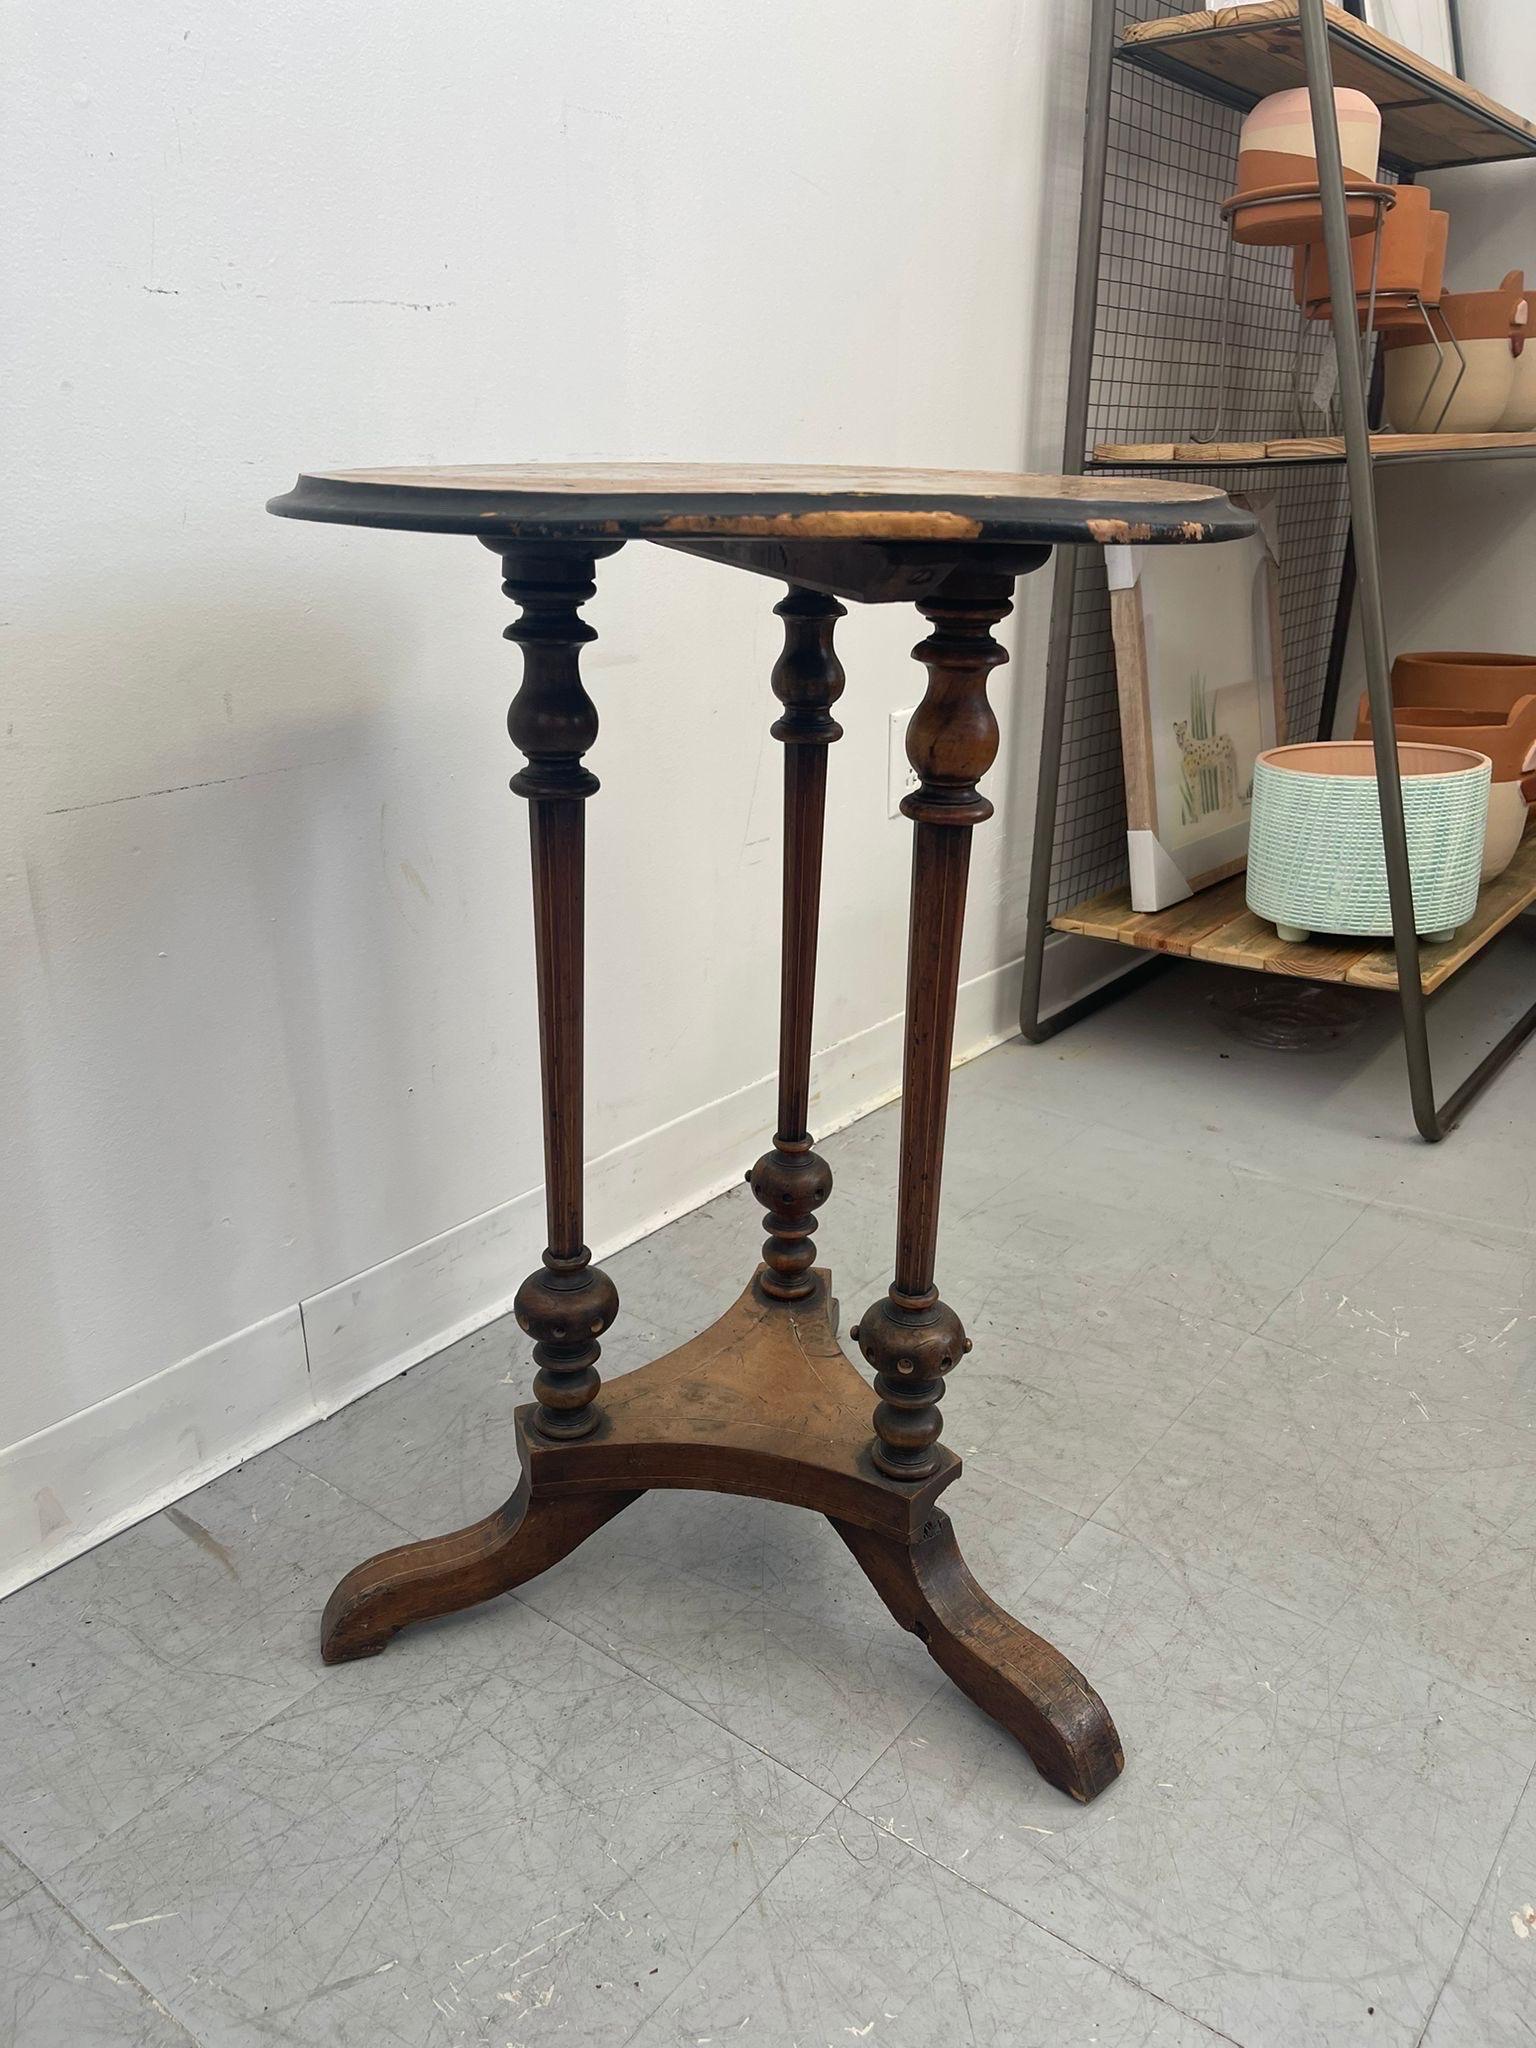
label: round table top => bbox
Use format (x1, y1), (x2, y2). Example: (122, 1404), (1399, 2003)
(267, 461), (1252, 548)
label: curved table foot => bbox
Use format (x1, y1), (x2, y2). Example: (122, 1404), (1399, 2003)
(320, 1474), (642, 1664)
(832, 1509), (1124, 1803)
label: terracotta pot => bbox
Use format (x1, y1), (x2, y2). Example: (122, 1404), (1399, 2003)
(1354, 689), (1536, 877)
(1293, 184), (1429, 307)
(1421, 210), (1450, 307)
(1354, 691), (1536, 781)
(1224, 87), (1384, 246)
(1293, 193), (1450, 333)
(1383, 271), (1528, 431)
(1352, 737), (1534, 877)
(1391, 650), (1536, 713)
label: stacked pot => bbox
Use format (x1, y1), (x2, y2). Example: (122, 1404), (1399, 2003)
(1354, 653), (1536, 879)
(1291, 182), (1449, 336)
(1223, 87), (1389, 246)
(1382, 271), (1533, 433)
(1224, 89), (1533, 434)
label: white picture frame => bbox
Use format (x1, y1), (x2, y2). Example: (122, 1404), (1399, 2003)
(1362, 1), (1458, 75)
(1106, 494), (1286, 913)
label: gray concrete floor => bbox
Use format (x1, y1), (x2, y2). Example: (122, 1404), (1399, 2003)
(4, 938), (1536, 2048)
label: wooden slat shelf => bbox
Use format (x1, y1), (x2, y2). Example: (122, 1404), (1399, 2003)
(1053, 829), (1536, 994)
(1091, 431), (1536, 469)
(1121, 3), (1536, 170)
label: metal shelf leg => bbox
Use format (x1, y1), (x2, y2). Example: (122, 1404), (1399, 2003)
(1020, 0), (1121, 1045)
(1299, 0), (1443, 1141)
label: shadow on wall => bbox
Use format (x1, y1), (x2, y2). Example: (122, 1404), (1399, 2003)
(6, 574), (460, 1442)
(981, 0), (1089, 987)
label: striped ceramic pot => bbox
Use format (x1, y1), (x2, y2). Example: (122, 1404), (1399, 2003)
(1246, 742), (1489, 944)
(1225, 87), (1382, 246)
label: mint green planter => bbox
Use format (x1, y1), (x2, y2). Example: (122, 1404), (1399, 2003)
(1246, 742), (1490, 945)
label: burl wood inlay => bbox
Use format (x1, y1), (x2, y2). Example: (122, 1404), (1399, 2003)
(271, 462), (1254, 1805)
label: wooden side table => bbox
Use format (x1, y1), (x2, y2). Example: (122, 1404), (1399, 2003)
(268, 463), (1251, 1802)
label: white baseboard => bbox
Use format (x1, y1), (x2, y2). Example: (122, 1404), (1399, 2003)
(0, 951), (1027, 1600)
(0, 1307), (313, 1600)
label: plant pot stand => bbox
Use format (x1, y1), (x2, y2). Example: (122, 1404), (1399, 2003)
(267, 462), (1252, 1804)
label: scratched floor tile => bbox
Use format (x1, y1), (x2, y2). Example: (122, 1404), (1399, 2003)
(629, 1809), (1229, 2048)
(51, 1607), (832, 2048)
(0, 1840), (36, 1911)
(965, 935), (1536, 1223)
(1099, 1329), (1536, 1712)
(1421, 1762), (1536, 2046)
(515, 1534), (944, 1800)
(1, 1881), (194, 2047)
(281, 1314), (685, 1540)
(980, 1122), (1368, 1333)
(1257, 1203), (1536, 1431)
(0, 1454), (406, 1883)
(845, 1519), (1536, 2048)
(5, 1009), (1536, 2045)
(513, 1458), (1082, 1801)
(948, 1288), (1247, 1520)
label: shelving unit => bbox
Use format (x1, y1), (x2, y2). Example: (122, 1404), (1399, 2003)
(1120, 3), (1536, 169)
(1092, 430), (1536, 467)
(1018, 0), (1536, 1140)
(1055, 827), (1536, 994)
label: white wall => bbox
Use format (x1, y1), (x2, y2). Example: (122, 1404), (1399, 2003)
(1, 2), (1088, 1591)
(1335, 0), (1536, 729)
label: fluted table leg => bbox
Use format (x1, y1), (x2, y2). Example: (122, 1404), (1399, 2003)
(318, 538), (641, 1662)
(853, 565), (1009, 1479)
(500, 542), (623, 1440)
(747, 587), (845, 1298)
(833, 560), (1122, 1801)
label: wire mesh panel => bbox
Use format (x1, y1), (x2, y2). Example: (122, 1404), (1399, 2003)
(1049, 0), (1354, 917)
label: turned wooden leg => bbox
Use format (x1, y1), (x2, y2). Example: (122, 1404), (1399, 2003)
(500, 541), (624, 1439)
(852, 565), (1011, 1480)
(319, 540), (634, 1664)
(747, 588), (845, 1297)
(831, 1511), (1124, 1803)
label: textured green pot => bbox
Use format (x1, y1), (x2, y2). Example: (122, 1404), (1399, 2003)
(1246, 742), (1490, 943)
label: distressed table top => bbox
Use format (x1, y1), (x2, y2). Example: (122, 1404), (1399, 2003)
(267, 461), (1252, 548)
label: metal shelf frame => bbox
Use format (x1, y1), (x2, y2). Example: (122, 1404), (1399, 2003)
(1018, 0), (1536, 1141)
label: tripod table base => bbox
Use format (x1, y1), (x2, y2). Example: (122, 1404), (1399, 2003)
(319, 1269), (1124, 1805)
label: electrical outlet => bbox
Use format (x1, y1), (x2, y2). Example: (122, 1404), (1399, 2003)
(888, 709), (919, 817)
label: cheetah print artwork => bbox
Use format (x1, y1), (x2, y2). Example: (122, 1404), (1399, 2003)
(1173, 717), (1241, 818)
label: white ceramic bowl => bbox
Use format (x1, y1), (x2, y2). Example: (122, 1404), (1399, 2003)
(1496, 346), (1536, 432)
(1483, 778), (1530, 879)
(1385, 337), (1517, 434)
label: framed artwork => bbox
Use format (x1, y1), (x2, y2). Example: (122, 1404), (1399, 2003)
(1361, 1), (1458, 74)
(1107, 493), (1285, 913)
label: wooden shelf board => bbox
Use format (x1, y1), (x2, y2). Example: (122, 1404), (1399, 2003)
(1091, 431), (1536, 468)
(1121, 3), (1536, 171)
(1052, 829), (1536, 995)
